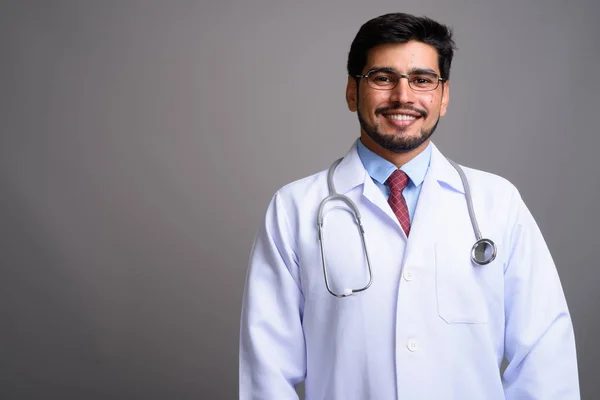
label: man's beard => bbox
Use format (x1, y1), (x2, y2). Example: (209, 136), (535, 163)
(357, 107), (439, 153)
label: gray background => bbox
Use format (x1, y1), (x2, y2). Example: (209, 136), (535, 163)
(1, 0), (598, 398)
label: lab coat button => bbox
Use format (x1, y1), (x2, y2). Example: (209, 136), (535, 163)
(407, 339), (419, 352)
(403, 270), (415, 281)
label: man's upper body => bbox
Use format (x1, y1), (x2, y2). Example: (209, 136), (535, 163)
(239, 12), (579, 399)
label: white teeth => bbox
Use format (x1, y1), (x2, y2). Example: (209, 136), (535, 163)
(386, 114), (417, 121)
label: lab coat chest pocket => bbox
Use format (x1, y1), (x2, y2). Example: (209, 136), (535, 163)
(435, 234), (493, 324)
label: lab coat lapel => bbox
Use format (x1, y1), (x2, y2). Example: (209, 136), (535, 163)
(330, 141), (367, 195)
(332, 141), (400, 221)
(362, 169), (398, 223)
(403, 156), (440, 264)
(404, 144), (464, 261)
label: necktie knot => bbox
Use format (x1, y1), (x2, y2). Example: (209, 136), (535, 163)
(386, 170), (409, 192)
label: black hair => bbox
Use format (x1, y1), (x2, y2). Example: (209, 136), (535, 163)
(347, 13), (456, 80)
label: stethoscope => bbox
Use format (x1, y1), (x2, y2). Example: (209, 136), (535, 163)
(317, 157), (497, 298)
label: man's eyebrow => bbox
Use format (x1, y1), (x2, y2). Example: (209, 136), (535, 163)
(365, 66), (397, 74)
(409, 67), (440, 76)
(367, 66), (440, 76)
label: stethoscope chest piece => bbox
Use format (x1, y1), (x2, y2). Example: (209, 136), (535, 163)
(471, 238), (497, 265)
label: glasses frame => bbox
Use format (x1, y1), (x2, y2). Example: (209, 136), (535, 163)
(355, 68), (446, 92)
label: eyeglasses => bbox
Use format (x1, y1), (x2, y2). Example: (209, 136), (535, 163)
(356, 68), (445, 92)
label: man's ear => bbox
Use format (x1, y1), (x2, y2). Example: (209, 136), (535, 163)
(346, 76), (358, 112)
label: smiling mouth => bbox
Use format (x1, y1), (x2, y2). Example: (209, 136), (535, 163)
(381, 112), (421, 129)
(376, 104), (427, 119)
(384, 114), (418, 121)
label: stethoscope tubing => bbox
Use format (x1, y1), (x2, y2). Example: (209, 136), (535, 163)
(318, 155), (497, 298)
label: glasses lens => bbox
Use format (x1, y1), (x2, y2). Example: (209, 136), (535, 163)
(408, 73), (439, 91)
(367, 71), (397, 89)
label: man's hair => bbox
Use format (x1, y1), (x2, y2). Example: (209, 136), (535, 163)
(347, 13), (456, 80)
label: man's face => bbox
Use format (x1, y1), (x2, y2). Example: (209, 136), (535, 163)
(346, 41), (450, 154)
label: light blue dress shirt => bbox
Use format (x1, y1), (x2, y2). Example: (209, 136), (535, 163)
(356, 139), (431, 222)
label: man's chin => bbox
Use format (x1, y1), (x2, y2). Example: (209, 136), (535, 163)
(381, 119), (422, 133)
(386, 141), (426, 153)
(359, 113), (438, 153)
(382, 129), (419, 139)
(366, 131), (430, 153)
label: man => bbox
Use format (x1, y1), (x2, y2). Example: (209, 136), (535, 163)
(240, 13), (579, 399)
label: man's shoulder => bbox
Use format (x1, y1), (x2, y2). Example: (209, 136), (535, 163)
(431, 144), (518, 199)
(275, 167), (330, 202)
(460, 164), (517, 193)
(261, 167), (332, 226)
(455, 164), (523, 216)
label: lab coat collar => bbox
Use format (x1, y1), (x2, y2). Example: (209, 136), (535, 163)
(330, 140), (369, 195)
(429, 143), (466, 194)
(332, 140), (465, 195)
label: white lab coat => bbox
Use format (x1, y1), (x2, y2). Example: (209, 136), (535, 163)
(240, 141), (579, 399)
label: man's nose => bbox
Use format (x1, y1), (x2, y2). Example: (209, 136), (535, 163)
(389, 76), (415, 104)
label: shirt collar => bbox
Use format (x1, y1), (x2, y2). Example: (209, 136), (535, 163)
(357, 138), (432, 188)
(332, 140), (465, 195)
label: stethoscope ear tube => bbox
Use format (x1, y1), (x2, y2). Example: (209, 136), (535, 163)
(320, 157), (373, 297)
(318, 191), (373, 298)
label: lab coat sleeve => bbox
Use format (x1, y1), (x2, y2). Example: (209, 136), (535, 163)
(239, 191), (305, 400)
(502, 190), (580, 399)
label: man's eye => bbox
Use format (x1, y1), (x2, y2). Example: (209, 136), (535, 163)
(374, 76), (392, 82)
(370, 74), (395, 85)
(411, 76), (434, 84)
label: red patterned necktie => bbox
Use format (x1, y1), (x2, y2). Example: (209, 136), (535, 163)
(386, 170), (411, 236)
